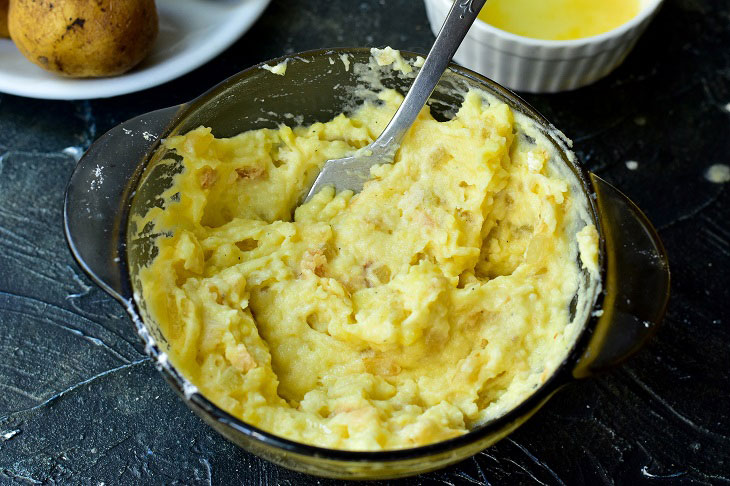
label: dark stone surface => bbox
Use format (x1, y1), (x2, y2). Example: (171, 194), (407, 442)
(1, 0), (729, 484)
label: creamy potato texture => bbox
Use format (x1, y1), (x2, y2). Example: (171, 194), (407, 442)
(137, 87), (599, 450)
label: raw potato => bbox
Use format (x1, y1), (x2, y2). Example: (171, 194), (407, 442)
(0, 0), (8, 38)
(8, 0), (158, 77)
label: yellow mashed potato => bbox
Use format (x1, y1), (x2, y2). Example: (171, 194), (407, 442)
(137, 86), (599, 450)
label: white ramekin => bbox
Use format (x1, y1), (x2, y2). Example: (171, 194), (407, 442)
(424, 0), (664, 93)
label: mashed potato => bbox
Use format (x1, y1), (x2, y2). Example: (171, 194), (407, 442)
(137, 84), (599, 450)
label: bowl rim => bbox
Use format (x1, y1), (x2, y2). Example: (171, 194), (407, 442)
(429, 0), (664, 48)
(123, 46), (606, 462)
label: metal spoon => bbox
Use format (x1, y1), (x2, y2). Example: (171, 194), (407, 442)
(302, 0), (487, 203)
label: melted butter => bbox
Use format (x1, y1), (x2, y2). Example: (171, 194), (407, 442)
(478, 0), (642, 41)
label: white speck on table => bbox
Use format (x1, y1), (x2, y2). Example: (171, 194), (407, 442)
(705, 164), (730, 183)
(2, 429), (20, 441)
(626, 160), (639, 170)
(62, 146), (84, 162)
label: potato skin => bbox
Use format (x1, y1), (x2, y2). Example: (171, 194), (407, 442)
(0, 0), (8, 38)
(8, 0), (158, 77)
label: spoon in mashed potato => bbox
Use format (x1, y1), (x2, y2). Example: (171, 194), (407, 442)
(303, 0), (488, 202)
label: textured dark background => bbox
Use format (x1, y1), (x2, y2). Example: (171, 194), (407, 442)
(1, 0), (729, 484)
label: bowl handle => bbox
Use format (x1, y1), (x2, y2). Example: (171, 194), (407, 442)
(63, 105), (183, 302)
(573, 174), (670, 378)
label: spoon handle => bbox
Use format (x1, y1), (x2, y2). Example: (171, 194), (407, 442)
(373, 0), (487, 152)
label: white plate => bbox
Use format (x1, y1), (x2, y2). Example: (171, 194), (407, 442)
(0, 0), (271, 100)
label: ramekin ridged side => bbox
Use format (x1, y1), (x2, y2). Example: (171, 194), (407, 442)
(424, 0), (663, 93)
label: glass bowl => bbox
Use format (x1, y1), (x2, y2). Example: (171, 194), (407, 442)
(64, 48), (669, 479)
